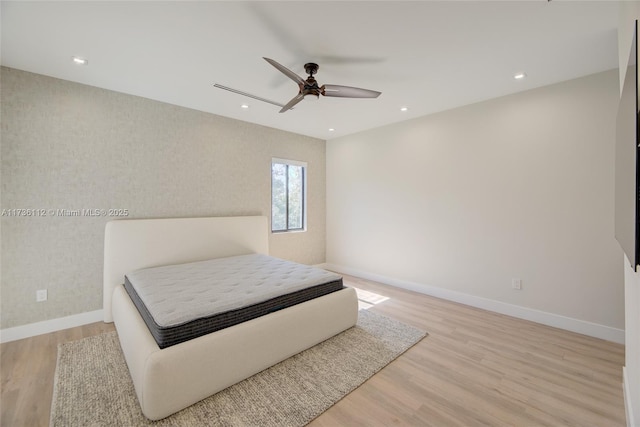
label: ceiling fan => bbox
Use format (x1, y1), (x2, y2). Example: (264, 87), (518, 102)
(214, 57), (381, 113)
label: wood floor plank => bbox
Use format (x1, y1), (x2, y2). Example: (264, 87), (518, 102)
(310, 275), (626, 426)
(0, 321), (115, 427)
(0, 274), (626, 426)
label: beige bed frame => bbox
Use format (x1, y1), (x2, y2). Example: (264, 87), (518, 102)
(103, 216), (358, 420)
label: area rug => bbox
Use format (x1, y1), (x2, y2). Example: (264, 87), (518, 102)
(50, 310), (426, 426)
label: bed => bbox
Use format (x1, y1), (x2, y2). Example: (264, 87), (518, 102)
(103, 216), (358, 421)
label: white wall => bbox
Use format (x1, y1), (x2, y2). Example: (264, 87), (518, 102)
(619, 4), (640, 427)
(326, 70), (623, 340)
(623, 258), (639, 427)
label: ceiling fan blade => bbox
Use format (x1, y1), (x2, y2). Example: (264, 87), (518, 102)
(213, 83), (286, 108)
(321, 84), (381, 99)
(279, 93), (304, 113)
(264, 57), (306, 86)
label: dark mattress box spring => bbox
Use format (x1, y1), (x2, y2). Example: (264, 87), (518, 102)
(123, 254), (344, 349)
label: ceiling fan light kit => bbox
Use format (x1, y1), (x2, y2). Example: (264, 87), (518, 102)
(214, 57), (381, 114)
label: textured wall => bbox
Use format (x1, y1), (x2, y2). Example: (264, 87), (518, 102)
(1, 67), (326, 329)
(327, 70), (623, 330)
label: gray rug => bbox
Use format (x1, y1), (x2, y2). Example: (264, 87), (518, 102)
(50, 310), (426, 426)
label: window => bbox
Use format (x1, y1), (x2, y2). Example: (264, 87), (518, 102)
(271, 158), (306, 232)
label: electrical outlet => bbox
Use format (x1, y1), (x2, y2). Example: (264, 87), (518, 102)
(36, 289), (48, 302)
(511, 279), (522, 290)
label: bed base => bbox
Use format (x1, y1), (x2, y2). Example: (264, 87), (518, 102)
(104, 216), (358, 420)
(113, 285), (357, 420)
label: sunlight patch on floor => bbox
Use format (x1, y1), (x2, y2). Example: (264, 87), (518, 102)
(354, 287), (390, 310)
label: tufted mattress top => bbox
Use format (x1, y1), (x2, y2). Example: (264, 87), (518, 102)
(123, 254), (344, 348)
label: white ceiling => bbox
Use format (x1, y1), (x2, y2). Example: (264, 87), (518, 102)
(1, 1), (620, 140)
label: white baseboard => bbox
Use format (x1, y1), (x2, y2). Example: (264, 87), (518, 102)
(322, 263), (625, 344)
(0, 309), (104, 344)
(624, 366), (636, 427)
(2, 264), (625, 345)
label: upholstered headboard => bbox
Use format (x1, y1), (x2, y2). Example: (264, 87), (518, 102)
(103, 216), (269, 322)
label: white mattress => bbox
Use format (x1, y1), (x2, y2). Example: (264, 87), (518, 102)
(125, 254), (343, 328)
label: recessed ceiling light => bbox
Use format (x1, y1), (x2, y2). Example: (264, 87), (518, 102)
(328, 128), (335, 132)
(513, 72), (527, 80)
(72, 56), (88, 66)
(400, 107), (409, 112)
(240, 104), (249, 109)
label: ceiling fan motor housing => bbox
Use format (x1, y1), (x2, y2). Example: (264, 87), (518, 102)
(303, 79), (321, 99)
(301, 63), (321, 98)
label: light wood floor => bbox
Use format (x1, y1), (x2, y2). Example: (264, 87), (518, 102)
(1, 275), (626, 426)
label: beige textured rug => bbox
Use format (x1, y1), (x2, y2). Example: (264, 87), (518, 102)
(50, 310), (426, 426)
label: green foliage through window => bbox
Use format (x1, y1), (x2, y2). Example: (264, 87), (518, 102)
(272, 160), (305, 232)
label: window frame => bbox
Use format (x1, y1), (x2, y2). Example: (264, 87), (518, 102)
(271, 157), (307, 233)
